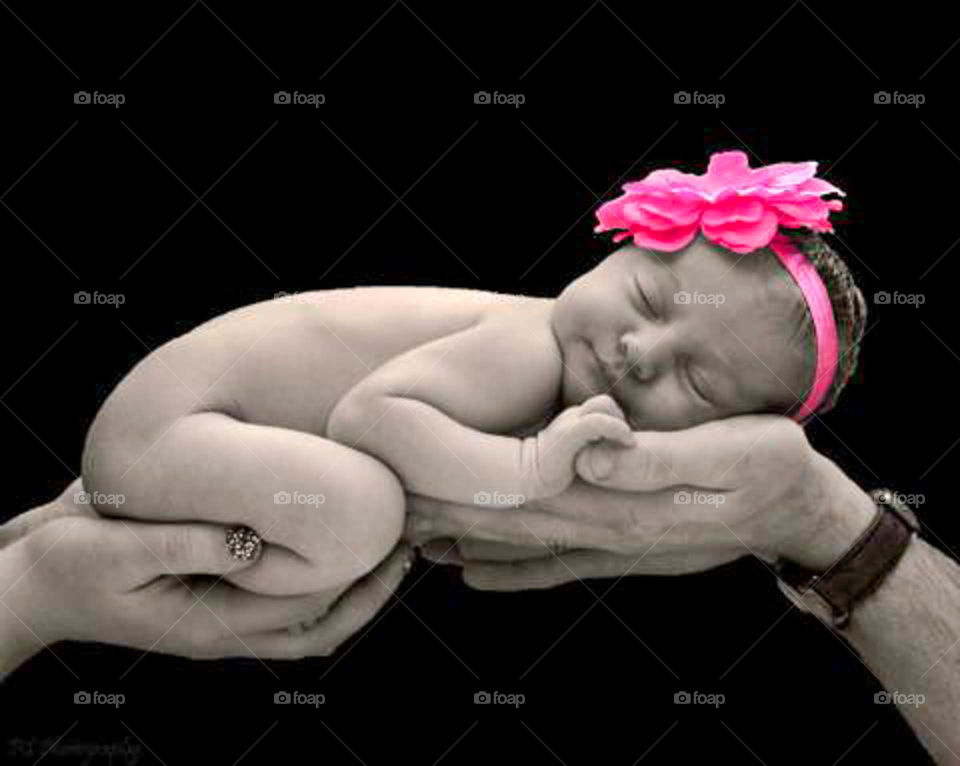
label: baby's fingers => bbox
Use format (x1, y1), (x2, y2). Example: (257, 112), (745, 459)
(578, 394), (626, 421)
(573, 413), (635, 448)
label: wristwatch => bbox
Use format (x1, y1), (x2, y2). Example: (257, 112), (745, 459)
(775, 489), (920, 629)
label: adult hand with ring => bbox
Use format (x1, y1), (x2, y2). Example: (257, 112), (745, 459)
(0, 479), (414, 673)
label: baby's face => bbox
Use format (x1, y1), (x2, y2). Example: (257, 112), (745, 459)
(551, 234), (812, 430)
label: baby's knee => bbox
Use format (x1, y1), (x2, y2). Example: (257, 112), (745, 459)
(310, 451), (406, 581)
(80, 443), (129, 519)
(342, 456), (406, 573)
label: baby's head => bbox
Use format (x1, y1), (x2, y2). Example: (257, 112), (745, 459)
(551, 230), (866, 430)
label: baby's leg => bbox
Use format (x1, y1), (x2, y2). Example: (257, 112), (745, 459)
(82, 411), (406, 596)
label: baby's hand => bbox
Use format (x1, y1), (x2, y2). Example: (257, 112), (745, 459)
(529, 394), (635, 499)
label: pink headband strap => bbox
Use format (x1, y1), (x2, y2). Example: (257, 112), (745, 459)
(768, 234), (839, 420)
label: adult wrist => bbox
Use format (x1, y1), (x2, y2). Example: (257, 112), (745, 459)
(778, 452), (876, 572)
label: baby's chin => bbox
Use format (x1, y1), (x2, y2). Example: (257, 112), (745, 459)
(560, 373), (595, 408)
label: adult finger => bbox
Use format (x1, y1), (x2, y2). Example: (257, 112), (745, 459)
(461, 551), (633, 591)
(0, 480), (98, 547)
(406, 503), (622, 551)
(456, 539), (552, 561)
(419, 538), (464, 564)
(574, 414), (791, 491)
(0, 502), (91, 547)
(109, 520), (263, 579)
(194, 582), (347, 635)
(221, 544), (413, 660)
(419, 539), (546, 564)
(462, 546), (748, 590)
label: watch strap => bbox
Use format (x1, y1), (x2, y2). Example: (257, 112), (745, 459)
(776, 489), (919, 628)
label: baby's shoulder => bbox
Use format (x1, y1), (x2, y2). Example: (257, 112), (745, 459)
(468, 296), (562, 379)
(473, 295), (556, 344)
(474, 292), (555, 329)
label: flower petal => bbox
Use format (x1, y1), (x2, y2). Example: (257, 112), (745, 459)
(631, 224), (700, 252)
(701, 196), (765, 226)
(702, 209), (779, 252)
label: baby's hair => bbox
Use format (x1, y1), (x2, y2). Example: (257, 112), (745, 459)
(780, 229), (867, 418)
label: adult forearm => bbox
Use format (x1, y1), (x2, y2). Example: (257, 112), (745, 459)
(793, 460), (960, 761)
(0, 539), (44, 676)
(844, 537), (960, 762)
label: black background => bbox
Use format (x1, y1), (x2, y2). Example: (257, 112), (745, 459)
(0, 2), (957, 763)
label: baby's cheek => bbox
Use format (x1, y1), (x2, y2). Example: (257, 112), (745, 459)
(621, 388), (702, 431)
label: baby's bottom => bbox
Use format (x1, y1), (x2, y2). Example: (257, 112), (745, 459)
(83, 411), (406, 601)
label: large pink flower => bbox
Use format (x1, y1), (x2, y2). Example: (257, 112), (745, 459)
(593, 151), (844, 254)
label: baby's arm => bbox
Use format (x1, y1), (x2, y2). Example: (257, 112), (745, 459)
(326, 316), (633, 506)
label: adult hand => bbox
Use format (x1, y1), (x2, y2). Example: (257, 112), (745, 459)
(0, 480), (413, 671)
(406, 415), (876, 590)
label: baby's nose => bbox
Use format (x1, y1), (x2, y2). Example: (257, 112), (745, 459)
(619, 330), (668, 381)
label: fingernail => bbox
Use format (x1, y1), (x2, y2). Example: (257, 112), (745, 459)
(589, 447), (615, 480)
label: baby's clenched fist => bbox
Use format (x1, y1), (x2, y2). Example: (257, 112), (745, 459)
(525, 394), (635, 499)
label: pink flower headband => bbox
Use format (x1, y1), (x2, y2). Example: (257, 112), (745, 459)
(594, 150), (845, 421)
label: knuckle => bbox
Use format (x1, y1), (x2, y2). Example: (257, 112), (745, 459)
(757, 417), (807, 467)
(158, 524), (195, 566)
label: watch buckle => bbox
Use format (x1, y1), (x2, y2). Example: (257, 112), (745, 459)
(779, 577), (850, 628)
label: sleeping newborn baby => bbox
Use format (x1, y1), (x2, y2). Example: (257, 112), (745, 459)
(81, 151), (865, 609)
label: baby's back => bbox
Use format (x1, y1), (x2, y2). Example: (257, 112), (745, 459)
(106, 287), (553, 442)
